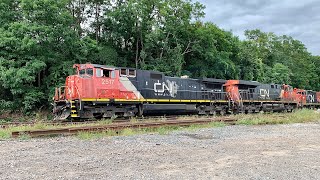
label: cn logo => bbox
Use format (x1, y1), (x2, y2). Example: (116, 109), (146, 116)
(154, 80), (178, 97)
(260, 89), (270, 99)
(308, 95), (315, 103)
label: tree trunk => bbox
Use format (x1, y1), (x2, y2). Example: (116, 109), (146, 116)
(38, 71), (41, 87)
(95, 2), (100, 42)
(135, 35), (139, 69)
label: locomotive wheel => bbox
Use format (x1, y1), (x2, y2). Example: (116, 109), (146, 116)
(219, 109), (226, 116)
(210, 110), (217, 116)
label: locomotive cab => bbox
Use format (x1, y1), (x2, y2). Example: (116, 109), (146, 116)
(294, 88), (306, 106)
(54, 64), (118, 101)
(53, 63), (141, 120)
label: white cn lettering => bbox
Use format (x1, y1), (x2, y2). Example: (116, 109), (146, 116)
(260, 89), (270, 99)
(153, 80), (178, 97)
(308, 95), (315, 103)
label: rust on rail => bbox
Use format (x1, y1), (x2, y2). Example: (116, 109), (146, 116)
(11, 117), (236, 138)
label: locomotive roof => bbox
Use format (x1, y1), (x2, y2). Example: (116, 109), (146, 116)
(91, 64), (140, 70)
(238, 80), (261, 86)
(91, 64), (116, 69)
(201, 78), (226, 84)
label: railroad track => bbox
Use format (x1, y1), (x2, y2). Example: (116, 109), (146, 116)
(0, 120), (126, 129)
(11, 117), (236, 138)
(0, 115), (179, 129)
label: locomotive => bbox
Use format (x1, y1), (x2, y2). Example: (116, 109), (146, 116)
(53, 63), (320, 120)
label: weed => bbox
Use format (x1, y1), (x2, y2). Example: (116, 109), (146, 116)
(236, 109), (319, 125)
(76, 130), (119, 140)
(18, 132), (31, 140)
(110, 115), (118, 121)
(156, 126), (171, 135)
(120, 128), (136, 136)
(130, 117), (138, 123)
(98, 118), (113, 125)
(33, 122), (48, 129)
(0, 129), (11, 139)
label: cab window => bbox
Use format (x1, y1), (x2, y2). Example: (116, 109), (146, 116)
(79, 69), (85, 75)
(102, 69), (109, 77)
(120, 69), (127, 76)
(96, 69), (103, 77)
(87, 68), (93, 76)
(110, 71), (115, 78)
(128, 69), (136, 77)
(96, 68), (115, 78)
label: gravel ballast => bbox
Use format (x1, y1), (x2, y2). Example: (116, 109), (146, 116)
(0, 123), (320, 179)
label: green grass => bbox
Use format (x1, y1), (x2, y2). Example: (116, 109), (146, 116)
(236, 109), (320, 125)
(77, 131), (117, 140)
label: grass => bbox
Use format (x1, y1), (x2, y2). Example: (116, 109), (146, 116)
(0, 109), (319, 140)
(235, 109), (320, 125)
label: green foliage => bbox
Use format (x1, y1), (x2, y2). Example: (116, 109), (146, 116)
(236, 109), (319, 125)
(185, 22), (239, 79)
(242, 29), (318, 89)
(0, 0), (319, 116)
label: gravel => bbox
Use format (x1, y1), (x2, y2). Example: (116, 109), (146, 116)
(0, 122), (320, 180)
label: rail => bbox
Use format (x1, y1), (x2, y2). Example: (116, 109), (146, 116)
(11, 117), (236, 138)
(0, 116), (180, 129)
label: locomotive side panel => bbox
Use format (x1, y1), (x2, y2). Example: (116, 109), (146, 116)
(133, 70), (226, 101)
(254, 84), (281, 101)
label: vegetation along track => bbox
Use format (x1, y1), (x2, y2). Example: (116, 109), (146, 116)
(0, 115), (181, 129)
(11, 117), (236, 138)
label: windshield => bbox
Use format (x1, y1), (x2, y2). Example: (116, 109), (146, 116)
(79, 68), (93, 77)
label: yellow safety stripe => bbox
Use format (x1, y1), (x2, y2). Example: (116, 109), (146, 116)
(115, 99), (228, 103)
(77, 98), (229, 103)
(304, 103), (320, 105)
(81, 98), (110, 102)
(241, 100), (298, 103)
(72, 98), (305, 104)
(71, 114), (79, 117)
(114, 99), (143, 102)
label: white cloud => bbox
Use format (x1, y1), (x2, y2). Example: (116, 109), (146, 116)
(196, 0), (320, 55)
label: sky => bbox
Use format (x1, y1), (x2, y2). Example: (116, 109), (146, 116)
(197, 0), (320, 55)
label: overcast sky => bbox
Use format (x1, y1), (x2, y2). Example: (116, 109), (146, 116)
(197, 0), (320, 55)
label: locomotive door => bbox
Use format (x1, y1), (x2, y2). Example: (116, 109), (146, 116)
(248, 88), (255, 100)
(79, 68), (95, 98)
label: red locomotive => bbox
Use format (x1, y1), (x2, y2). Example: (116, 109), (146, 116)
(53, 63), (320, 120)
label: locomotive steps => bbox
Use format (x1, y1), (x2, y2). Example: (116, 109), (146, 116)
(4, 109), (319, 139)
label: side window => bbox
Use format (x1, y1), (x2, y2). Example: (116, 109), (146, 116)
(103, 69), (110, 78)
(87, 68), (93, 76)
(97, 69), (116, 78)
(128, 69), (136, 77)
(120, 69), (127, 76)
(111, 71), (116, 78)
(96, 68), (103, 77)
(271, 85), (274, 89)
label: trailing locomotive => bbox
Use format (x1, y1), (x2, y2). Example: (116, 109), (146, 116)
(53, 63), (320, 120)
